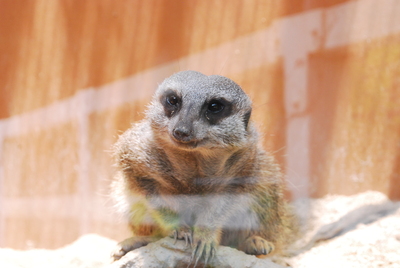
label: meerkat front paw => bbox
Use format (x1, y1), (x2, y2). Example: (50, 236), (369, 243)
(189, 227), (218, 267)
(243, 235), (275, 255)
(170, 225), (193, 247)
(111, 236), (155, 261)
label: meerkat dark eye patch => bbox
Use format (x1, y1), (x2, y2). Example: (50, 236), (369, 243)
(204, 98), (232, 125)
(207, 100), (225, 113)
(161, 89), (181, 117)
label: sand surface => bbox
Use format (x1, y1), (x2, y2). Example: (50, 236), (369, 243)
(1, 191), (399, 268)
(287, 191), (400, 268)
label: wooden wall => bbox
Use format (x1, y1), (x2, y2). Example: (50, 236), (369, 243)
(0, 0), (399, 249)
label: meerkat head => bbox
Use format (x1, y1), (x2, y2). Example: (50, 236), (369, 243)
(146, 70), (254, 150)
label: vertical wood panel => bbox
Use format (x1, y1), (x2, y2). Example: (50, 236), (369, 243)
(322, 37), (400, 196)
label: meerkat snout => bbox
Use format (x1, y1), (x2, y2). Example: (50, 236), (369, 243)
(172, 125), (193, 143)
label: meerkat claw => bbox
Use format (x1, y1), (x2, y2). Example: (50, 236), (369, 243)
(112, 236), (154, 261)
(173, 229), (178, 244)
(243, 235), (275, 256)
(193, 242), (203, 267)
(187, 239), (215, 268)
(188, 242), (199, 268)
(203, 247), (210, 268)
(211, 247), (216, 260)
(170, 226), (193, 248)
(184, 232), (193, 247)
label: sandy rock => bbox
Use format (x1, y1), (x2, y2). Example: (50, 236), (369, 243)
(287, 191), (400, 268)
(108, 237), (286, 268)
(0, 234), (116, 268)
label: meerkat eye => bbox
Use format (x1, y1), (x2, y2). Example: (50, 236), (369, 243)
(207, 100), (224, 113)
(161, 90), (181, 117)
(204, 98), (231, 124)
(166, 95), (180, 106)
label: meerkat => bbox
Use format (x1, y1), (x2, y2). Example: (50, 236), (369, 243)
(111, 70), (297, 266)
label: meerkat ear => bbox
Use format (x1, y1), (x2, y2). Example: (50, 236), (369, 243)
(243, 109), (252, 130)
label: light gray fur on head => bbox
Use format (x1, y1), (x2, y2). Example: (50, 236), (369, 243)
(146, 70), (254, 150)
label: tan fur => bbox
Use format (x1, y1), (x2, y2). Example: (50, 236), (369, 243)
(111, 71), (297, 263)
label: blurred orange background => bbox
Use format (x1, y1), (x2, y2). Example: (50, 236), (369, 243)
(0, 0), (399, 249)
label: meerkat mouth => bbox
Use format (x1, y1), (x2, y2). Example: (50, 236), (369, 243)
(169, 133), (212, 150)
(170, 137), (199, 149)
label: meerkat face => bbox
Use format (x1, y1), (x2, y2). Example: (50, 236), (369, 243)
(147, 70), (253, 150)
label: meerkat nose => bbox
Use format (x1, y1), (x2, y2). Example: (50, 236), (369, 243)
(172, 127), (192, 142)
